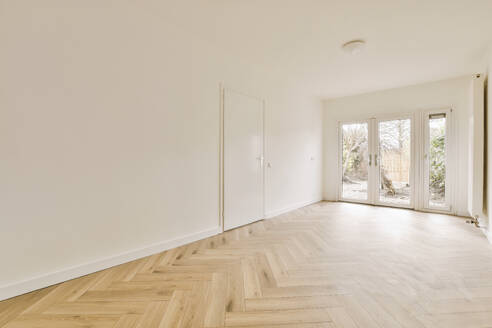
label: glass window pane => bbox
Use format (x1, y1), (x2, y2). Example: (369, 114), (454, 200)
(429, 115), (446, 208)
(342, 123), (368, 200)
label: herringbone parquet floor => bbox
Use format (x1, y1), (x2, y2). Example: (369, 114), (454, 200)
(2, 202), (492, 328)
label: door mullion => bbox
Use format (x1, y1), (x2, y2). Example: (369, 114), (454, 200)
(371, 118), (378, 205)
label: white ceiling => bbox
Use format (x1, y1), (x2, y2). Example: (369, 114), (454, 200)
(178, 0), (492, 98)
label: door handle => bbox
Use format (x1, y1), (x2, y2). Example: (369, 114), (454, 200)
(369, 154), (372, 166)
(374, 154), (378, 166)
(256, 156), (264, 167)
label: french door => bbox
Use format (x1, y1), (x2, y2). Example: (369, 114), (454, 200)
(339, 116), (414, 208)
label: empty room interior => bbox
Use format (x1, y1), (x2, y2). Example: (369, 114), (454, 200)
(2, 1), (492, 327)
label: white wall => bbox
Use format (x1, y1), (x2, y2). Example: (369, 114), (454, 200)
(323, 76), (474, 216)
(0, 1), (322, 299)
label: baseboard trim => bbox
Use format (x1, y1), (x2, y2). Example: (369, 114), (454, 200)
(0, 226), (221, 301)
(265, 198), (322, 218)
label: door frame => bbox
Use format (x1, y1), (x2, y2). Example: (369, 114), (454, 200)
(338, 113), (416, 210)
(219, 85), (266, 233)
(373, 113), (415, 209)
(337, 109), (455, 214)
(420, 108), (453, 213)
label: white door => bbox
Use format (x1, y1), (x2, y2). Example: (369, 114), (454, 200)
(422, 109), (451, 211)
(374, 116), (414, 208)
(339, 115), (414, 209)
(339, 120), (371, 203)
(224, 89), (264, 231)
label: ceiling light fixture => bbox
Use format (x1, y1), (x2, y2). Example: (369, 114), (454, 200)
(342, 39), (366, 55)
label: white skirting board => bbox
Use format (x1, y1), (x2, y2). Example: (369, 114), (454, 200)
(482, 227), (492, 244)
(265, 199), (322, 218)
(0, 226), (221, 301)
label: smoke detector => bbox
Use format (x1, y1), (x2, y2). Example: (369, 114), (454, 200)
(342, 39), (366, 54)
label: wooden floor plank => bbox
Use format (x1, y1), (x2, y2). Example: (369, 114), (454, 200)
(225, 309), (333, 326)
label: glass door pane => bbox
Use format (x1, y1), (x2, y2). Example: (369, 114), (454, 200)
(427, 113), (447, 208)
(377, 118), (412, 206)
(341, 122), (369, 201)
